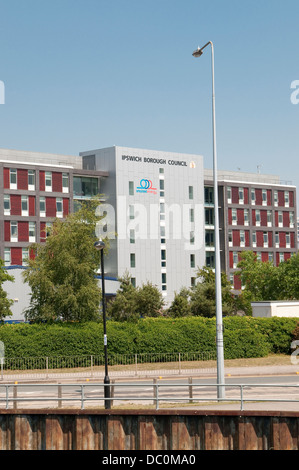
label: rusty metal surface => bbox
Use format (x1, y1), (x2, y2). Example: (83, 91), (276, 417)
(1, 409), (299, 450)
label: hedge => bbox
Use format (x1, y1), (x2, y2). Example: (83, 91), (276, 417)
(0, 316), (298, 360)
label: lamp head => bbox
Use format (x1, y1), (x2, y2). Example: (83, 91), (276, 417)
(192, 47), (203, 58)
(94, 240), (105, 251)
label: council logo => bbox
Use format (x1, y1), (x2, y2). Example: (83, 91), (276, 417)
(136, 179), (157, 195)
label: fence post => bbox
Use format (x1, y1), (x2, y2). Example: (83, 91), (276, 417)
(188, 377), (193, 403)
(13, 383), (17, 409)
(58, 383), (62, 409)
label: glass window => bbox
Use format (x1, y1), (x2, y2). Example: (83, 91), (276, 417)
(255, 209), (260, 225)
(40, 196), (45, 215)
(263, 232), (268, 247)
(274, 190), (278, 206)
(21, 195), (28, 216)
(190, 208), (194, 223)
(189, 186), (194, 200)
(11, 221), (18, 241)
(56, 198), (63, 217)
(130, 253), (135, 268)
(4, 195), (10, 215)
(244, 209), (249, 226)
(129, 205), (134, 219)
(252, 231), (256, 246)
(10, 169), (17, 188)
(62, 173), (69, 193)
(285, 191), (289, 207)
(29, 222), (36, 242)
(45, 172), (52, 191)
(161, 249), (166, 261)
(28, 170), (35, 190)
(22, 247), (29, 265)
(130, 229), (135, 244)
(131, 278), (136, 287)
(4, 248), (10, 266)
(232, 208), (237, 225)
(227, 186), (231, 203)
(129, 181), (134, 196)
(251, 188), (256, 204)
(73, 176), (99, 198)
(240, 230), (245, 247)
(190, 231), (194, 245)
(205, 187), (214, 205)
(262, 189), (267, 205)
(239, 187), (244, 203)
(190, 254), (195, 268)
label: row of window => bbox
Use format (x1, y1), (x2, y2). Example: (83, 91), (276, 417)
(226, 186), (294, 207)
(230, 251), (293, 269)
(226, 208), (295, 228)
(5, 168), (69, 193)
(4, 221), (53, 243)
(4, 247), (31, 266)
(3, 195), (68, 218)
(228, 230), (296, 249)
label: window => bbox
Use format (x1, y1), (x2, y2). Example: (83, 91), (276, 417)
(4, 248), (10, 266)
(191, 277), (196, 287)
(161, 273), (167, 291)
(262, 189), (267, 206)
(263, 232), (268, 248)
(130, 253), (136, 268)
(205, 230), (214, 247)
(11, 221), (18, 242)
(205, 208), (214, 226)
(131, 278), (136, 287)
(278, 211), (283, 227)
(62, 173), (69, 193)
(206, 252), (215, 268)
(21, 195), (28, 216)
(129, 205), (134, 220)
(205, 187), (214, 205)
(160, 203), (165, 221)
(233, 252), (238, 269)
(239, 187), (244, 204)
(130, 229), (135, 244)
(160, 226), (166, 244)
(244, 209), (249, 226)
(190, 208), (194, 223)
(161, 249), (166, 267)
(4, 195), (10, 215)
(29, 222), (36, 242)
(227, 186), (231, 203)
(22, 247), (29, 265)
(232, 208), (237, 225)
(10, 169), (17, 189)
(255, 209), (260, 226)
(28, 170), (35, 190)
(275, 232), (279, 248)
(189, 186), (194, 200)
(256, 252), (261, 261)
(274, 190), (278, 206)
(190, 254), (195, 268)
(228, 229), (233, 247)
(73, 176), (98, 198)
(279, 253), (284, 264)
(159, 179), (164, 197)
(40, 196), (45, 217)
(159, 168), (164, 174)
(190, 231), (195, 245)
(290, 212), (294, 228)
(240, 230), (245, 247)
(251, 188), (256, 205)
(267, 210), (272, 227)
(269, 252), (274, 263)
(129, 181), (134, 196)
(252, 231), (256, 247)
(56, 197), (63, 217)
(284, 191), (289, 207)
(286, 233), (291, 248)
(45, 172), (52, 192)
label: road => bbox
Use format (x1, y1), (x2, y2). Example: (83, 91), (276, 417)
(1, 374), (299, 411)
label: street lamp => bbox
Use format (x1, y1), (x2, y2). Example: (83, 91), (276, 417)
(192, 41), (225, 399)
(94, 239), (111, 409)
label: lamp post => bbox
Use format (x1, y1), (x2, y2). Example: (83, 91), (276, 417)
(94, 239), (111, 409)
(192, 41), (225, 399)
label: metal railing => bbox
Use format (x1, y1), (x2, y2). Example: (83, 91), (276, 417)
(1, 382), (299, 411)
(0, 352), (217, 381)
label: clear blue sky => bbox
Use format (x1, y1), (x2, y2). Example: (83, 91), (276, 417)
(0, 0), (299, 197)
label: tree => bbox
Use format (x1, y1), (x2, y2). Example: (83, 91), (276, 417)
(107, 272), (139, 322)
(0, 259), (14, 320)
(23, 198), (106, 322)
(168, 288), (191, 318)
(136, 281), (164, 318)
(190, 266), (236, 317)
(107, 275), (165, 322)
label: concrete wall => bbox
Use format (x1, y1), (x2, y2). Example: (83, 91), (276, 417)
(0, 409), (299, 450)
(251, 301), (299, 318)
